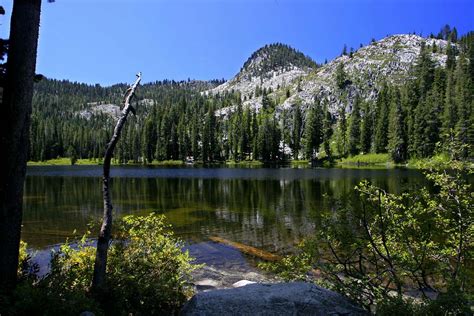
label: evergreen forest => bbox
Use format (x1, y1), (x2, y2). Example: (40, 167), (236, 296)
(29, 29), (473, 164)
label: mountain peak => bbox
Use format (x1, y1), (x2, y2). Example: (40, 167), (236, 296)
(239, 43), (317, 79)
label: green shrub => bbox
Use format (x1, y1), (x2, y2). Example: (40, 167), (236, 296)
(259, 250), (313, 281)
(1, 213), (198, 316)
(261, 157), (473, 313)
(375, 295), (421, 316)
(376, 287), (472, 316)
(106, 214), (198, 314)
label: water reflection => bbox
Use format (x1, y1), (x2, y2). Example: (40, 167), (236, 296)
(23, 167), (426, 252)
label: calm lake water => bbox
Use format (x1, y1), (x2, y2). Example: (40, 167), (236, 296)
(23, 166), (427, 258)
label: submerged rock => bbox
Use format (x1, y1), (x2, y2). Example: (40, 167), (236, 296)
(181, 282), (367, 315)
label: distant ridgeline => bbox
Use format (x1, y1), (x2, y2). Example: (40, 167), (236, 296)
(30, 25), (473, 163)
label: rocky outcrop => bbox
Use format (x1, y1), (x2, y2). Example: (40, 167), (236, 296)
(191, 264), (280, 292)
(79, 103), (120, 120)
(181, 282), (367, 316)
(206, 43), (316, 106)
(77, 98), (155, 120)
(206, 34), (454, 119)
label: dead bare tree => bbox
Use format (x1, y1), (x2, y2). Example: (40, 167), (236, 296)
(91, 72), (141, 291)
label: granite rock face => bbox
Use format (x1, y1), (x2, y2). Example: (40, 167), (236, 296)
(206, 34), (454, 119)
(181, 282), (367, 316)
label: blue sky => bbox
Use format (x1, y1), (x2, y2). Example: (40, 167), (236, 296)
(1, 0), (473, 85)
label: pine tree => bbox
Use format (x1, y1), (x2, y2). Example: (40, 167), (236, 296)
(446, 40), (456, 71)
(348, 96), (361, 156)
(303, 101), (323, 159)
(177, 116), (188, 160)
(374, 84), (389, 153)
(336, 105), (348, 157)
(387, 89), (407, 162)
(415, 42), (435, 96)
(271, 117), (281, 161)
(413, 90), (440, 158)
(341, 44), (348, 56)
(453, 51), (473, 157)
(190, 113), (199, 160)
(291, 105), (302, 159)
(335, 63), (348, 89)
(322, 100), (333, 158)
(251, 111), (259, 160)
(281, 109), (291, 157)
(202, 113), (210, 162)
(261, 89), (272, 111)
(231, 102), (243, 160)
(360, 100), (373, 154)
(241, 106), (251, 160)
(142, 118), (156, 163)
(441, 69), (457, 144)
(257, 116), (281, 161)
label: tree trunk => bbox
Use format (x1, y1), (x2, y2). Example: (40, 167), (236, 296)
(91, 73), (141, 291)
(0, 0), (42, 293)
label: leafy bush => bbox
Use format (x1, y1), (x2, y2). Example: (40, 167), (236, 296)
(376, 287), (472, 316)
(1, 213), (198, 316)
(258, 249), (313, 281)
(106, 214), (198, 314)
(375, 295), (421, 316)
(261, 158), (473, 313)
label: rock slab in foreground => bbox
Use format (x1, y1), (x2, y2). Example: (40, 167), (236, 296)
(181, 282), (367, 316)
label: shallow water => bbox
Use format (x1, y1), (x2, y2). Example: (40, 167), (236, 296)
(24, 166), (426, 255)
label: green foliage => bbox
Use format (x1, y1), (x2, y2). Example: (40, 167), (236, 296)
(335, 105), (348, 157)
(105, 214), (198, 314)
(322, 101), (333, 158)
(348, 96), (361, 156)
(335, 63), (349, 89)
(360, 101), (374, 154)
(415, 42), (436, 96)
(386, 89), (407, 162)
(376, 287), (472, 316)
(374, 83), (390, 154)
(338, 153), (391, 165)
(1, 214), (198, 316)
(27, 27), (473, 164)
(303, 101), (323, 160)
(66, 145), (78, 165)
(261, 89), (273, 112)
(259, 251), (313, 282)
(262, 154), (472, 312)
(327, 160), (471, 308)
(291, 105), (303, 158)
(256, 115), (281, 161)
(375, 295), (421, 316)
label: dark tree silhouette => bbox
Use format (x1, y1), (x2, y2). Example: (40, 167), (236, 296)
(0, 0), (42, 293)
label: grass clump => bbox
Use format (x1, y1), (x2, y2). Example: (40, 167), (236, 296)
(290, 160), (310, 166)
(27, 158), (101, 166)
(150, 159), (185, 166)
(226, 160), (264, 167)
(337, 153), (391, 166)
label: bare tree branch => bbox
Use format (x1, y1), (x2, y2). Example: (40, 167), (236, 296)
(91, 72), (142, 291)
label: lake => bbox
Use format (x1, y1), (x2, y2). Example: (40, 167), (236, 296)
(23, 166), (427, 259)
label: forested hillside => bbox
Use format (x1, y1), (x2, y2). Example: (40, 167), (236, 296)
(30, 26), (473, 163)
